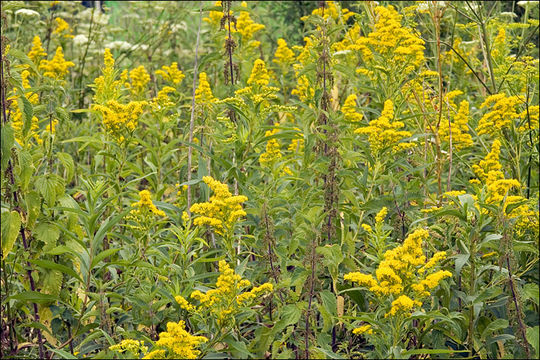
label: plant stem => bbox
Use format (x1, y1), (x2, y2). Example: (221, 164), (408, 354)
(186, 1), (203, 215)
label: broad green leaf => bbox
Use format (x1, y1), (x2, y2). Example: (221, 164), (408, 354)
(91, 248), (121, 269)
(481, 319), (509, 340)
(1, 210), (21, 260)
(454, 253), (469, 276)
(526, 326), (539, 357)
(57, 152), (75, 183)
(34, 223), (60, 250)
(25, 191), (41, 230)
(522, 283), (539, 305)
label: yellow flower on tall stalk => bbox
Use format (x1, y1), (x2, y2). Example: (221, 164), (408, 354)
(9, 70), (42, 146)
(341, 94), (363, 122)
(92, 99), (147, 141)
(194, 72), (216, 104)
(476, 93), (523, 136)
(130, 190), (166, 217)
(39, 46), (74, 80)
(470, 140), (537, 231)
(439, 99), (473, 150)
(176, 260), (273, 327)
(189, 176), (247, 235)
(91, 48), (124, 104)
(143, 321), (207, 359)
(235, 5), (265, 42)
(247, 59), (270, 86)
(28, 36), (47, 64)
(273, 38), (295, 66)
(344, 227), (451, 317)
(128, 65), (150, 97)
(155, 62), (185, 85)
(354, 99), (413, 154)
(151, 86), (176, 111)
(259, 126), (282, 166)
(203, 1), (223, 26)
(53, 17), (74, 38)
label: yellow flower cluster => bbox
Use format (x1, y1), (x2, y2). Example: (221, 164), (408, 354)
(9, 70), (42, 145)
(375, 207), (387, 223)
(273, 38), (295, 66)
(354, 99), (413, 154)
(341, 94), (363, 122)
(303, 1), (355, 22)
(53, 17), (73, 38)
(155, 62), (185, 85)
(39, 46), (74, 80)
(477, 93), (522, 136)
(203, 1), (223, 27)
(518, 106), (539, 132)
(259, 126), (282, 166)
(386, 295), (422, 317)
(334, 6), (424, 75)
(176, 260), (273, 326)
(189, 176), (248, 235)
(235, 6), (265, 42)
(109, 339), (148, 355)
(194, 72), (216, 104)
(288, 127), (304, 153)
(247, 59), (270, 86)
(439, 99), (473, 150)
(470, 140), (537, 230)
(28, 36), (47, 64)
(128, 65), (150, 96)
(130, 190), (166, 217)
(91, 49), (123, 104)
(143, 320), (207, 359)
(352, 324), (373, 335)
(92, 99), (147, 140)
(151, 86), (176, 111)
(344, 228), (451, 317)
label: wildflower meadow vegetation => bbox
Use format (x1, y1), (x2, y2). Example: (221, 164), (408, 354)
(1, 1), (539, 359)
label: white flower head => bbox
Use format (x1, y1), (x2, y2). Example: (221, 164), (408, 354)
(104, 41), (133, 51)
(15, 9), (40, 17)
(73, 34), (89, 46)
(518, 1), (539, 10)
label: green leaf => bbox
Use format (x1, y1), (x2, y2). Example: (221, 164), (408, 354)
(57, 152), (75, 183)
(522, 283), (539, 305)
(1, 210), (21, 260)
(25, 191), (41, 230)
(29, 259), (82, 283)
(35, 175), (59, 207)
(526, 326), (539, 357)
(314, 347), (344, 359)
(91, 248), (121, 269)
(34, 223), (60, 250)
(454, 253), (469, 276)
(17, 95), (33, 138)
(1, 123), (14, 171)
(481, 319), (509, 340)
(9, 291), (57, 303)
(47, 348), (78, 359)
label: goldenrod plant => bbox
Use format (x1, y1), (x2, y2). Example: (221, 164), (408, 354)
(0, 1), (538, 359)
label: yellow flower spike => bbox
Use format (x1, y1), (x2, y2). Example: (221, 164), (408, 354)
(130, 190), (166, 217)
(375, 207), (387, 223)
(155, 62), (185, 85)
(477, 93), (523, 136)
(189, 177), (247, 235)
(39, 46), (74, 79)
(28, 36), (47, 64)
(129, 65), (151, 95)
(341, 94), (363, 122)
(235, 8), (265, 41)
(247, 59), (270, 86)
(110, 339), (148, 355)
(92, 99), (147, 141)
(355, 100), (413, 154)
(175, 295), (195, 311)
(53, 17), (74, 38)
(194, 72), (216, 104)
(273, 38), (295, 66)
(152, 321), (208, 359)
(203, 1), (223, 26)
